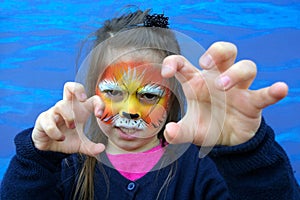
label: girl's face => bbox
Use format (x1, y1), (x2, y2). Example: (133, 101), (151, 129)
(95, 61), (170, 153)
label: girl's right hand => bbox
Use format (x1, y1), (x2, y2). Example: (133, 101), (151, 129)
(32, 82), (105, 156)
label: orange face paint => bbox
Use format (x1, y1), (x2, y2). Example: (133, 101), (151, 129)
(95, 61), (170, 130)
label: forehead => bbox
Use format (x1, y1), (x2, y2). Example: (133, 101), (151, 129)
(100, 61), (165, 84)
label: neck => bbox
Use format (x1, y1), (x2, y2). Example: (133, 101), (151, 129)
(106, 138), (160, 154)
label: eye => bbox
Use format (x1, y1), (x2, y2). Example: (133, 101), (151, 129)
(138, 93), (161, 104)
(103, 90), (124, 102)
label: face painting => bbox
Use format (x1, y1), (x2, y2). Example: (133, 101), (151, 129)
(96, 61), (170, 134)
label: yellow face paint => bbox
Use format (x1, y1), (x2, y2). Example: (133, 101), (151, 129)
(95, 61), (170, 130)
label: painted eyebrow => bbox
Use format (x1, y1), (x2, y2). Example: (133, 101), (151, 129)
(98, 80), (122, 92)
(138, 84), (165, 96)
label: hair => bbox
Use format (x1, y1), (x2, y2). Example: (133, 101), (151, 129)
(73, 8), (184, 200)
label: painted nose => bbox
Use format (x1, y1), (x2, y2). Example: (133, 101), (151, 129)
(122, 112), (140, 119)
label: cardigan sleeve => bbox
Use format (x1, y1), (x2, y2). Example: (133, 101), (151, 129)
(0, 128), (69, 200)
(209, 118), (300, 200)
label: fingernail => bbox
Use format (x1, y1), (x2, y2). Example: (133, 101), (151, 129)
(161, 65), (174, 77)
(200, 54), (214, 69)
(69, 122), (76, 129)
(54, 114), (60, 123)
(80, 93), (87, 101)
(96, 107), (103, 117)
(216, 76), (231, 90)
(57, 135), (65, 142)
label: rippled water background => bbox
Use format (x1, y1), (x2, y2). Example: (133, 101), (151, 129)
(1, 0), (299, 184)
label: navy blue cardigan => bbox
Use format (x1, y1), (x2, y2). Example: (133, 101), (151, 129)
(1, 119), (300, 199)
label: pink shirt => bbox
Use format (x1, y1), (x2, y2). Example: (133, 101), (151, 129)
(106, 144), (165, 181)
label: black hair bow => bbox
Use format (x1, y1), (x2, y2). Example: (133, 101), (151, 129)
(143, 14), (169, 28)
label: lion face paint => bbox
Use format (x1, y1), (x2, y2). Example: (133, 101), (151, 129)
(95, 61), (170, 135)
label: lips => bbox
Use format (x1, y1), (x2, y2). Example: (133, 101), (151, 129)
(116, 127), (140, 140)
(119, 127), (138, 134)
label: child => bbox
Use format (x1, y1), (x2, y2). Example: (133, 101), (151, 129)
(1, 9), (300, 200)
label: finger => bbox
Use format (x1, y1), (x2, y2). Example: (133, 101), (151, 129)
(36, 111), (65, 141)
(82, 95), (105, 118)
(53, 100), (76, 129)
(253, 82), (288, 109)
(215, 60), (257, 90)
(70, 95), (105, 129)
(200, 41), (237, 71)
(162, 55), (210, 101)
(162, 55), (199, 83)
(63, 82), (87, 102)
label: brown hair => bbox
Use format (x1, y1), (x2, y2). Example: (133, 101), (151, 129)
(74, 8), (184, 199)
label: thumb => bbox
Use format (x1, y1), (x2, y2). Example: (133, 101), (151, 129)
(75, 121), (106, 156)
(77, 128), (106, 156)
(164, 110), (223, 146)
(163, 120), (195, 144)
(163, 98), (203, 145)
(80, 141), (106, 157)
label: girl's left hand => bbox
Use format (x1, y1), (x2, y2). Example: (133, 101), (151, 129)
(161, 41), (288, 146)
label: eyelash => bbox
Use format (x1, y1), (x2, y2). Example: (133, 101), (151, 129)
(138, 93), (161, 104)
(102, 90), (162, 104)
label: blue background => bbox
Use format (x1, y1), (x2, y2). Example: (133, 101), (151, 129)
(1, 0), (299, 184)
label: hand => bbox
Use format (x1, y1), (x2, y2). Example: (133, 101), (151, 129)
(32, 82), (105, 156)
(161, 42), (288, 146)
